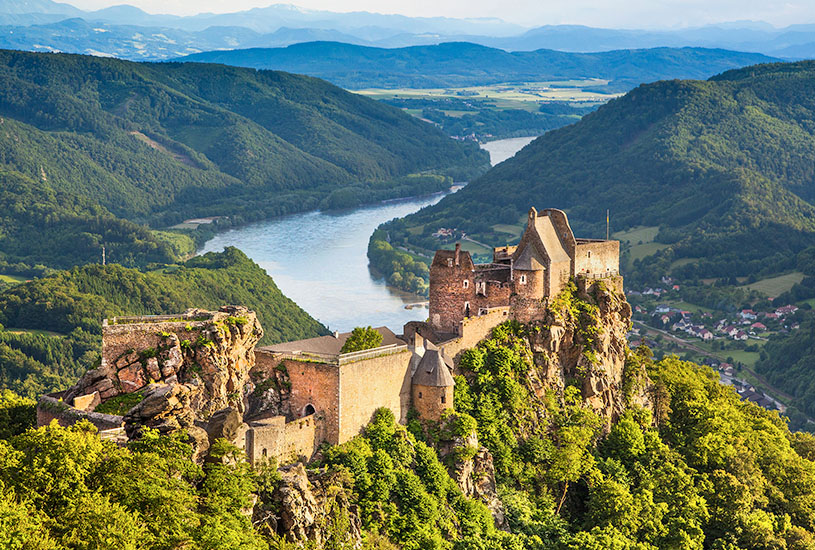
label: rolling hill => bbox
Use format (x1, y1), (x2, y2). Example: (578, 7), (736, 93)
(379, 61), (815, 285)
(178, 42), (778, 89)
(0, 49), (487, 269)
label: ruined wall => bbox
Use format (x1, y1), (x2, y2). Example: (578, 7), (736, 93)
(246, 416), (286, 463)
(37, 393), (123, 431)
(284, 359), (340, 444)
(513, 268), (544, 300)
(574, 241), (620, 277)
(412, 384), (454, 421)
(337, 349), (413, 444)
(245, 414), (319, 465)
(472, 279), (513, 314)
(282, 414), (319, 463)
(543, 208), (577, 257)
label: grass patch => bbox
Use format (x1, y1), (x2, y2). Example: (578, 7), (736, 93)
(492, 223), (524, 239)
(0, 273), (27, 283)
(665, 300), (715, 314)
(458, 240), (493, 256)
(629, 242), (669, 263)
(95, 391), (145, 415)
(612, 225), (659, 244)
(743, 272), (804, 298)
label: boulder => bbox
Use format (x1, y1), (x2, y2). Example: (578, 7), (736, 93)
(206, 407), (243, 445)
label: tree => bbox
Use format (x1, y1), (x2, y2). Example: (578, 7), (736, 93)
(341, 327), (383, 353)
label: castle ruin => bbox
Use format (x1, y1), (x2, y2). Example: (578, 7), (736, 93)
(38, 206), (620, 466)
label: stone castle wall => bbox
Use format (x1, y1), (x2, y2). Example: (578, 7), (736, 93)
(337, 349), (413, 444)
(429, 247), (476, 333)
(436, 307), (511, 361)
(574, 241), (620, 277)
(37, 393), (123, 431)
(280, 357), (339, 444)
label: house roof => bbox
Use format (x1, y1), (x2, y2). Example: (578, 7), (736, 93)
(262, 326), (403, 355)
(413, 349), (455, 387)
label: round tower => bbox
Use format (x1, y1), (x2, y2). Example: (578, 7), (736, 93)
(412, 349), (455, 421)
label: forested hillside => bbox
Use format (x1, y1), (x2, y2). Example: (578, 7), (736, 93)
(179, 42), (776, 90)
(4, 322), (815, 549)
(0, 49), (487, 270)
(381, 61), (815, 285)
(0, 247), (328, 398)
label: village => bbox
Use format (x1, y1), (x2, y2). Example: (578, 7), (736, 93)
(625, 278), (805, 415)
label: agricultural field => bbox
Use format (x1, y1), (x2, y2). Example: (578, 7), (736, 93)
(743, 272), (805, 298)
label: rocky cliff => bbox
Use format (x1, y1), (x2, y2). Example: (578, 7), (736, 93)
(526, 278), (650, 425)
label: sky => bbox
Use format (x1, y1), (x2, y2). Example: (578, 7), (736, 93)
(63, 0), (815, 29)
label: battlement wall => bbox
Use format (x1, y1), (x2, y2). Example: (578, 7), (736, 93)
(244, 413), (319, 465)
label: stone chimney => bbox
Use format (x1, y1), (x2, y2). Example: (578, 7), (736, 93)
(454, 243), (461, 266)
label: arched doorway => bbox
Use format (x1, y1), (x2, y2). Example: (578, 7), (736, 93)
(303, 404), (316, 416)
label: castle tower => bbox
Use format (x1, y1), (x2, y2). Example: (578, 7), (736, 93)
(429, 243), (476, 333)
(411, 349), (455, 421)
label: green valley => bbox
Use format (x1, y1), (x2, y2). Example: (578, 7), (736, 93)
(0, 48), (488, 272)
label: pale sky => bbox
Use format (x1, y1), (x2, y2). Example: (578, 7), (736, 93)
(62, 0), (815, 29)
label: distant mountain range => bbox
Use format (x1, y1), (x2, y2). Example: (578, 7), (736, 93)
(2, 1), (815, 61)
(177, 42), (778, 90)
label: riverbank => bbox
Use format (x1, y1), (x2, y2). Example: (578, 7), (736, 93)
(198, 137), (535, 332)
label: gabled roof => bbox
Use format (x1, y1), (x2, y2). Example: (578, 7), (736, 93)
(413, 349), (455, 387)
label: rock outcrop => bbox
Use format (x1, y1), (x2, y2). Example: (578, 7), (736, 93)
(525, 279), (649, 426)
(262, 463), (362, 547)
(64, 306), (264, 452)
(437, 417), (505, 527)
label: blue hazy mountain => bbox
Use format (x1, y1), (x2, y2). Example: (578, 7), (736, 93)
(177, 42), (778, 90)
(3, 0), (815, 59)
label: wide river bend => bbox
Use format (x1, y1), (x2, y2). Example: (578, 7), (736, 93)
(199, 137), (536, 332)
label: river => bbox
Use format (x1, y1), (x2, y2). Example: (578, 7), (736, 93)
(199, 136), (536, 333)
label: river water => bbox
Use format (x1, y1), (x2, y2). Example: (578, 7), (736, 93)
(199, 136), (536, 333)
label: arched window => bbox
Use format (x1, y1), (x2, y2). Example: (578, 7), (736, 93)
(520, 274), (527, 284)
(463, 280), (469, 289)
(588, 251), (592, 258)
(464, 301), (470, 317)
(418, 391), (423, 399)
(262, 448), (267, 457)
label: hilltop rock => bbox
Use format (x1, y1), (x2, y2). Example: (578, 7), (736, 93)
(526, 279), (647, 426)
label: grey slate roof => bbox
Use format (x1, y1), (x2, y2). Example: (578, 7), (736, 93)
(413, 349), (455, 387)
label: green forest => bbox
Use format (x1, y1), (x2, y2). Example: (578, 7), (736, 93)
(0, 49), (487, 271)
(4, 321), (815, 549)
(0, 247), (327, 399)
(380, 60), (815, 286)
